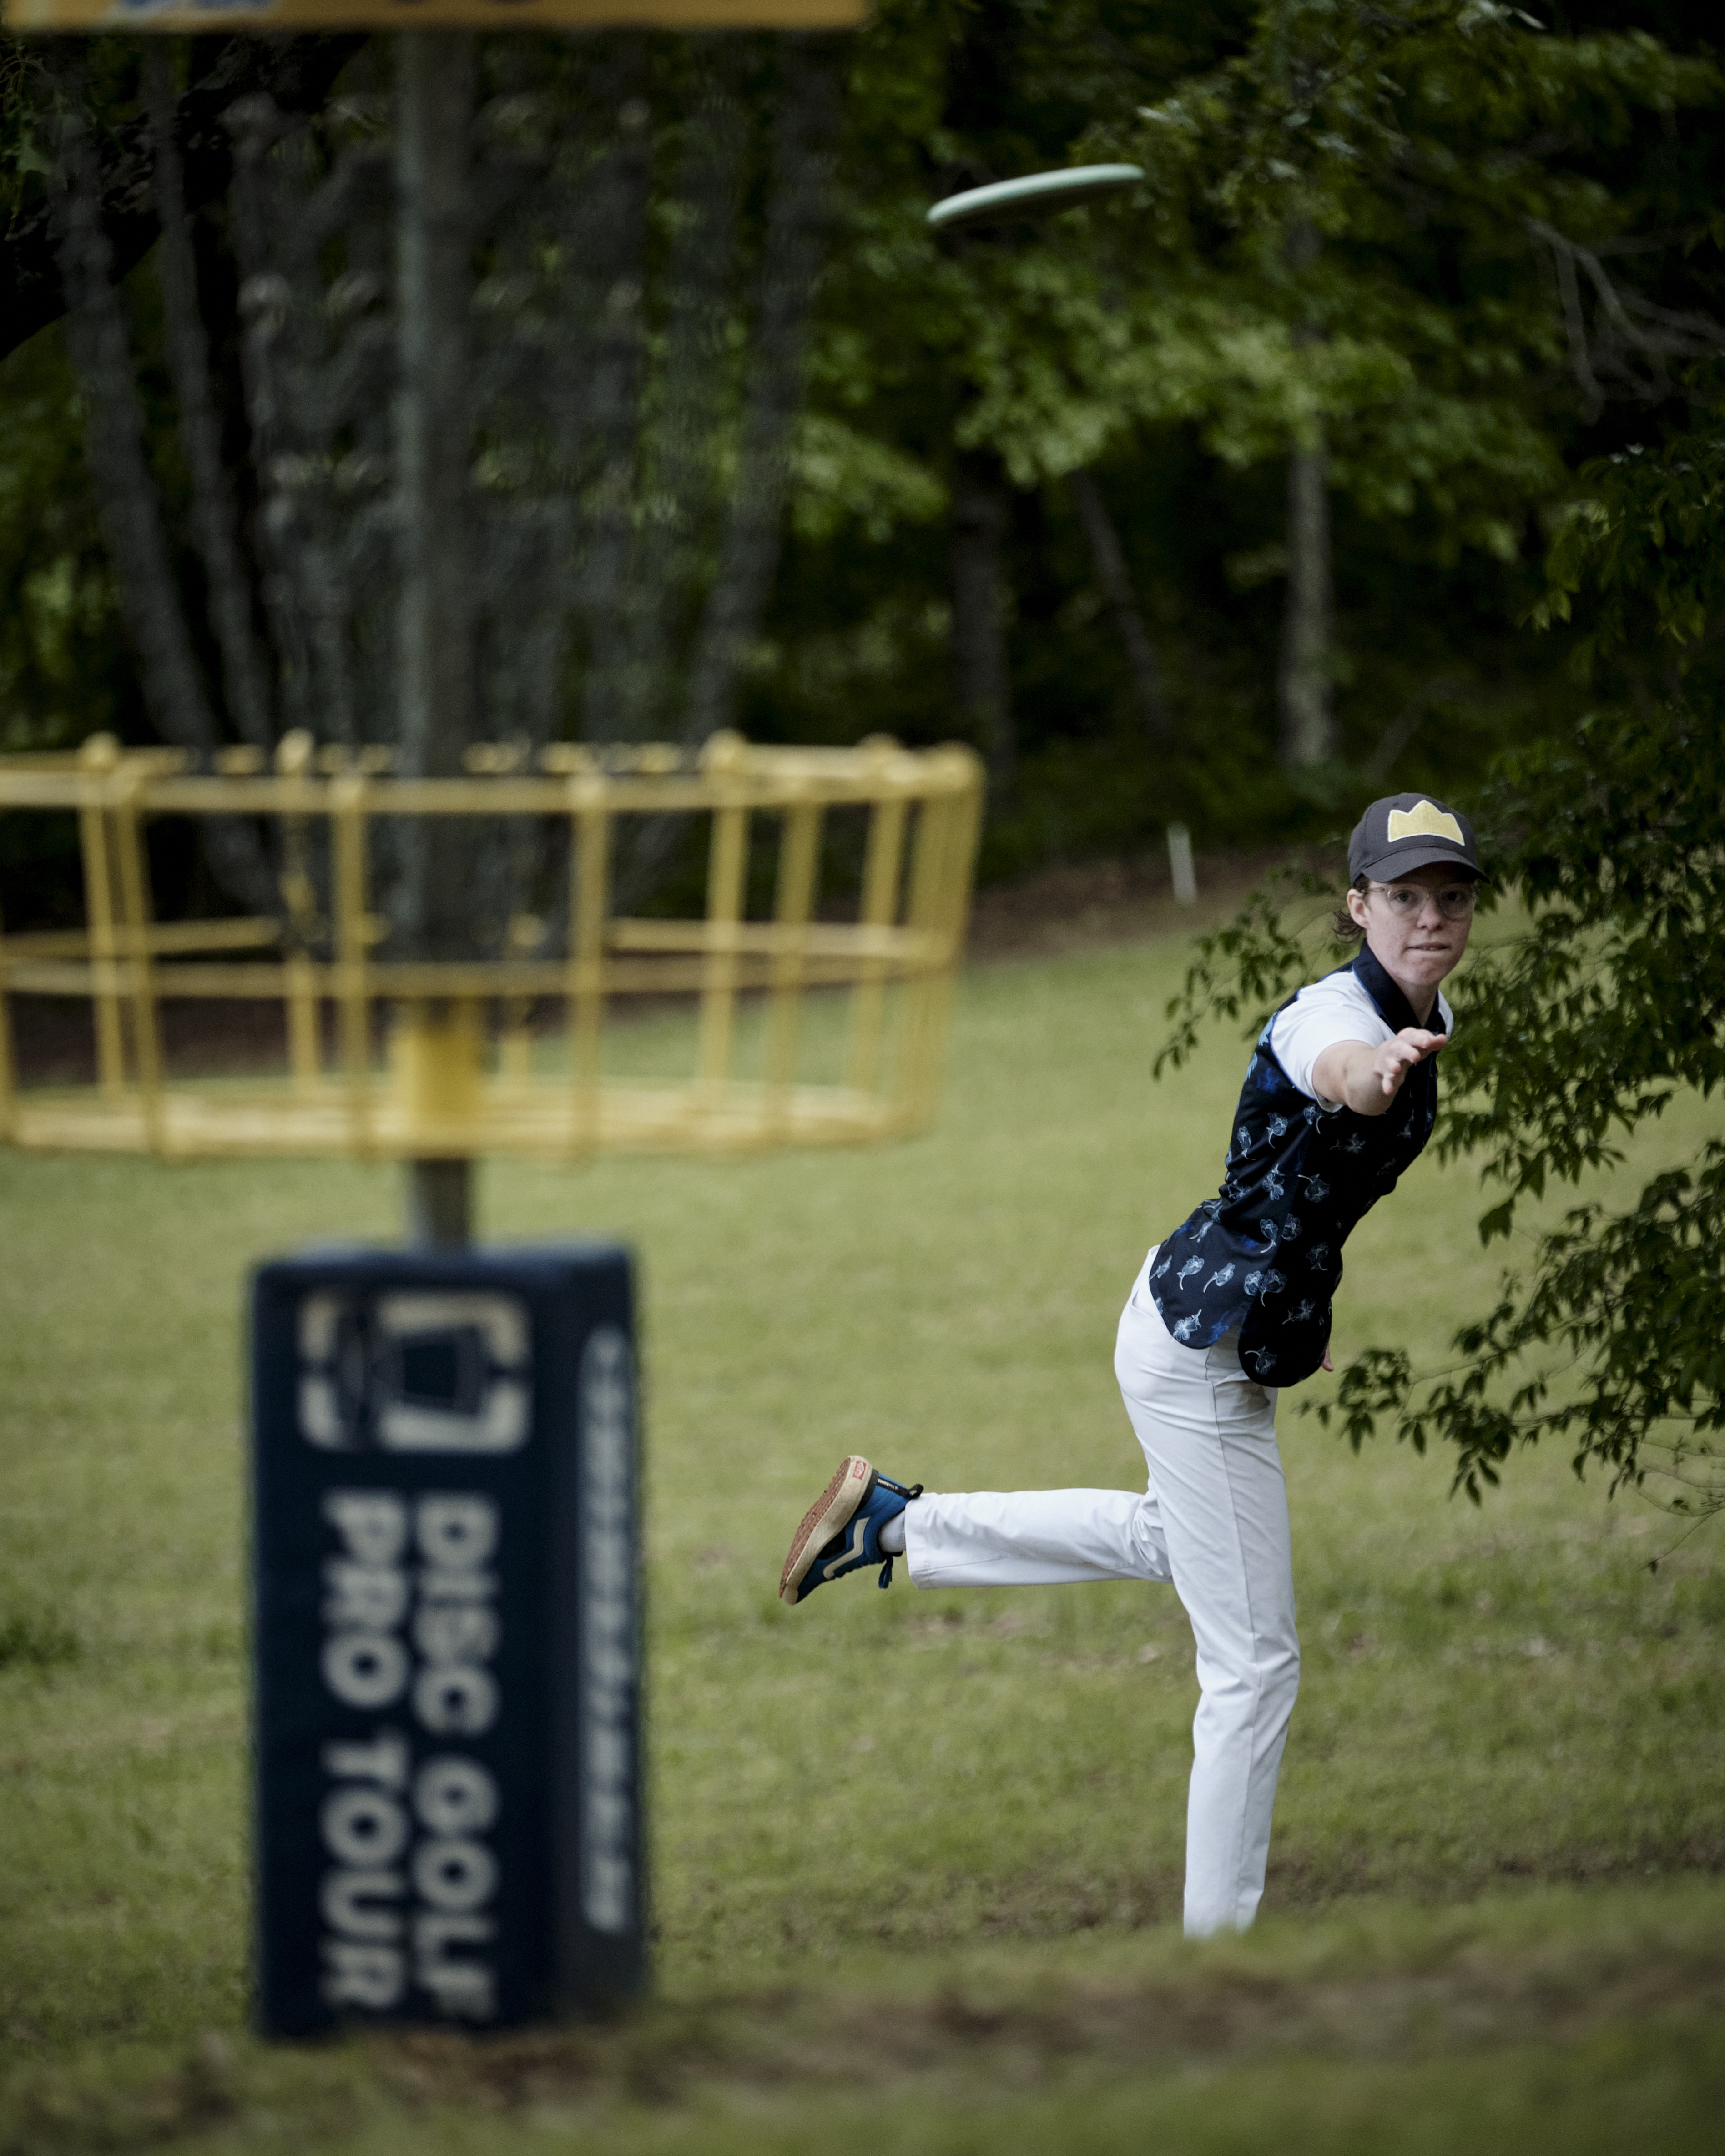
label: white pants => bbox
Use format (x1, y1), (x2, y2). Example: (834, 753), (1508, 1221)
(902, 1254), (1300, 1937)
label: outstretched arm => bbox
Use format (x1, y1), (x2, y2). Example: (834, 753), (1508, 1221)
(1312, 1029), (1446, 1118)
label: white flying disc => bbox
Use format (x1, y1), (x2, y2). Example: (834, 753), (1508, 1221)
(927, 163), (1145, 233)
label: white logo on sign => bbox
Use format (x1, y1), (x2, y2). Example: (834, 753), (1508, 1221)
(298, 1292), (530, 1453)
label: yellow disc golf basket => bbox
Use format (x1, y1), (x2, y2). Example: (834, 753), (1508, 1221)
(0, 730), (983, 1162)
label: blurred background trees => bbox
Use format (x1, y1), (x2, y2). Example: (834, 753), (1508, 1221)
(3, 0), (1724, 917)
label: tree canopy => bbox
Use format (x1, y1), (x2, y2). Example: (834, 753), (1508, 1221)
(3, 1), (1724, 885)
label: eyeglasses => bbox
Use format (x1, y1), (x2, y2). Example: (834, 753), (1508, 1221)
(1367, 881), (1478, 922)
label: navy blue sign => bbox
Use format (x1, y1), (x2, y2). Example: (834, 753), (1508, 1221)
(250, 1244), (644, 2036)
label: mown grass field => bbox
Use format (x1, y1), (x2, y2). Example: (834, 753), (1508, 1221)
(3, 896), (1723, 2151)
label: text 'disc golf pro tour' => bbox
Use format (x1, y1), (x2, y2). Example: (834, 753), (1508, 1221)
(317, 1489), (505, 2019)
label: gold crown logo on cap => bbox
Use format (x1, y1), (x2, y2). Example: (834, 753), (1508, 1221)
(1387, 800), (1463, 846)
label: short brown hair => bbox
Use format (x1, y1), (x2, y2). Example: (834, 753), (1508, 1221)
(1333, 874), (1368, 944)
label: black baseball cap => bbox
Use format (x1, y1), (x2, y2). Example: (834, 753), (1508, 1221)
(1348, 793), (1484, 883)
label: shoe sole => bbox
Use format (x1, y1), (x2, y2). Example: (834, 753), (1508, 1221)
(779, 1455), (873, 1607)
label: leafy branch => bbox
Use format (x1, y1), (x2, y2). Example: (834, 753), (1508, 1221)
(1154, 860), (1341, 1078)
(1314, 1148), (1725, 1517)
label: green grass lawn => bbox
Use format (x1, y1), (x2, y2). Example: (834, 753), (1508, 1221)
(3, 910), (1723, 2151)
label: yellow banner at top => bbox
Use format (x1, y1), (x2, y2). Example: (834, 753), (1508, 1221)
(6, 0), (865, 30)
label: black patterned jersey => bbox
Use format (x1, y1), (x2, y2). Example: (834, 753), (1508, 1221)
(1148, 945), (1443, 1387)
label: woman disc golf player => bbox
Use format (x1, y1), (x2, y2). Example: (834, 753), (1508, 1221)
(778, 793), (1486, 1937)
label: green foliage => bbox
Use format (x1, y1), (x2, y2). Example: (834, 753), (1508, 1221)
(0, 325), (132, 927)
(0, 328), (128, 756)
(762, 0), (1725, 865)
(0, 34), (55, 228)
(1153, 861), (1337, 1075)
(788, 411), (949, 541)
(1537, 416), (1725, 669)
(1089, 1), (1723, 542)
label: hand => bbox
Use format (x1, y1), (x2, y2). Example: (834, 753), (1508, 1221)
(1369, 1028), (1447, 1100)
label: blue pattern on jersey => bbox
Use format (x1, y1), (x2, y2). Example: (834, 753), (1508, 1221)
(1150, 945), (1441, 1387)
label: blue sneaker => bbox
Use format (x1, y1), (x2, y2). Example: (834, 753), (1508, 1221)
(779, 1455), (923, 1606)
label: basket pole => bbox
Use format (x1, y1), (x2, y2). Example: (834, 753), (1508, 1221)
(77, 738), (126, 1097)
(332, 775), (373, 1162)
(0, 897), (15, 1145)
(763, 787), (822, 1137)
(845, 748), (908, 1096)
(568, 772), (612, 1157)
(695, 742), (750, 1104)
(112, 772), (165, 1153)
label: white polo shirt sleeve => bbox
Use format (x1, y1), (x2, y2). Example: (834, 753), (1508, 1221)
(1268, 971), (1454, 1110)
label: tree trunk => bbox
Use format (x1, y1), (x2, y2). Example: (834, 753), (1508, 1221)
(1277, 431), (1336, 768)
(577, 66), (654, 745)
(394, 34), (480, 1243)
(615, 53), (747, 742)
(679, 35), (840, 746)
(51, 53), (276, 914)
(145, 47), (276, 758)
(395, 32), (476, 957)
(608, 36), (837, 914)
(1277, 218), (1337, 770)
(1068, 468), (1170, 743)
(951, 450), (1014, 801)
